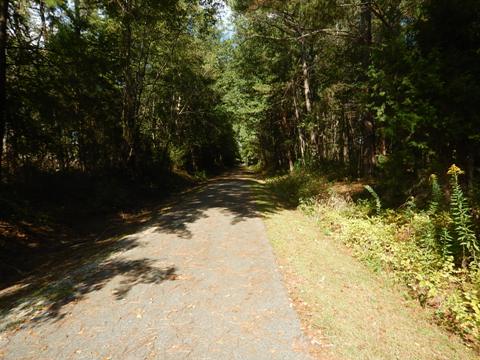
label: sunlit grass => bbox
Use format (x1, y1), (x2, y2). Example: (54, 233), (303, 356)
(254, 178), (478, 360)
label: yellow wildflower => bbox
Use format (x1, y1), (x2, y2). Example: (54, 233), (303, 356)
(447, 164), (464, 176)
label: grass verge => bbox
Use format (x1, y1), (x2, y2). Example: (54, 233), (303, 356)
(254, 172), (478, 359)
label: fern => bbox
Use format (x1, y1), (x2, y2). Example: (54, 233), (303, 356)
(439, 227), (453, 257)
(448, 165), (479, 267)
(364, 185), (382, 214)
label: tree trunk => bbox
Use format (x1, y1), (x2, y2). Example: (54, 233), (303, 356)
(301, 41), (312, 114)
(121, 11), (137, 171)
(287, 149), (294, 172)
(281, 111), (295, 172)
(0, 0), (8, 180)
(360, 1), (375, 176)
(74, 0), (81, 36)
(293, 93), (306, 165)
(39, 1), (48, 43)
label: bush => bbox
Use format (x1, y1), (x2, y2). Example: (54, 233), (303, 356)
(311, 189), (480, 344)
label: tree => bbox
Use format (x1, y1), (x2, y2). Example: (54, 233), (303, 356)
(226, 0), (479, 200)
(2, 0), (236, 180)
(0, 0), (8, 179)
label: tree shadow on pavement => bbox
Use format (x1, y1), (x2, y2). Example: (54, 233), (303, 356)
(0, 170), (279, 331)
(0, 235), (176, 331)
(149, 174), (281, 239)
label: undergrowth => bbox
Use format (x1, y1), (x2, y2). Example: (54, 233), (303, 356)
(265, 170), (327, 208)
(266, 165), (480, 348)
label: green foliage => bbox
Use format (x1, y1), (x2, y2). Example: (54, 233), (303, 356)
(268, 169), (480, 345)
(317, 191), (480, 344)
(265, 170), (326, 208)
(225, 0), (480, 206)
(4, 0), (237, 181)
(364, 185), (382, 214)
(447, 165), (480, 266)
(435, 223), (454, 258)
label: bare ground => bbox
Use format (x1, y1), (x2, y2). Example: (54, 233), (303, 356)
(0, 171), (312, 360)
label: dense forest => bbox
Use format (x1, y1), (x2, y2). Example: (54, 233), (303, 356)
(0, 0), (240, 287)
(224, 0), (480, 200)
(1, 0), (479, 190)
(0, 0), (236, 181)
(1, 0), (480, 347)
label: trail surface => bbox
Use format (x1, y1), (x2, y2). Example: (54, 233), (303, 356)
(0, 172), (311, 359)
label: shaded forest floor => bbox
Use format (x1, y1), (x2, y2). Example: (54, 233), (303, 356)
(0, 170), (200, 288)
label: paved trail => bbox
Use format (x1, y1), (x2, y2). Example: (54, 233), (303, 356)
(0, 173), (311, 359)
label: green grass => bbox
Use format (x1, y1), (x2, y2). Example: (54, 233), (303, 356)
(254, 178), (478, 360)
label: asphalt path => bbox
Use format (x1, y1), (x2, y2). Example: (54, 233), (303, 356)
(0, 172), (311, 360)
